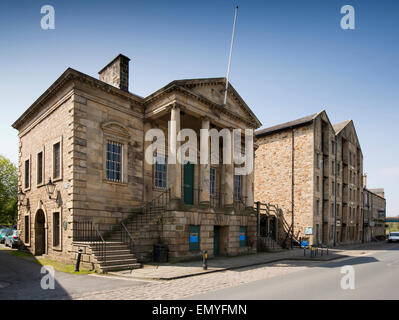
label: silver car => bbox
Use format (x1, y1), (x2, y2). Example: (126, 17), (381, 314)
(388, 232), (399, 243)
(4, 230), (20, 248)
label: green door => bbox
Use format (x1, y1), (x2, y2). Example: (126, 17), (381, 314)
(214, 226), (220, 256)
(183, 162), (194, 205)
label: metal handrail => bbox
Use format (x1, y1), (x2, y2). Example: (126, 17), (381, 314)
(121, 221), (133, 240)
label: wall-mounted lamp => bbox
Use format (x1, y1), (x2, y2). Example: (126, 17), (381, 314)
(45, 178), (56, 200)
(17, 189), (26, 206)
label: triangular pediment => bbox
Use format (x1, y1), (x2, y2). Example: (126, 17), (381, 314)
(174, 78), (261, 128)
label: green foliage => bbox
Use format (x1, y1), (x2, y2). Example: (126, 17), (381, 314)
(0, 155), (18, 225)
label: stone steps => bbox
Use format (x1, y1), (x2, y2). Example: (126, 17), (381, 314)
(100, 263), (142, 272)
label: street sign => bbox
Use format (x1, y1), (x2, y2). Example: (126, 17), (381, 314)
(304, 226), (313, 235)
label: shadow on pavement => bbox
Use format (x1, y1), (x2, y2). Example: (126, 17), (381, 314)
(0, 248), (71, 300)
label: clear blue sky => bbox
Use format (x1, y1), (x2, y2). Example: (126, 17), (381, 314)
(0, 0), (398, 215)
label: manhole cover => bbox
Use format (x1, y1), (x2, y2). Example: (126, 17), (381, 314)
(0, 281), (11, 289)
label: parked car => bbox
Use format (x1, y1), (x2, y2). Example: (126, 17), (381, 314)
(387, 232), (399, 243)
(0, 228), (12, 244)
(4, 230), (20, 248)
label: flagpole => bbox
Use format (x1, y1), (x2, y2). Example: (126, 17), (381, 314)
(223, 5), (238, 106)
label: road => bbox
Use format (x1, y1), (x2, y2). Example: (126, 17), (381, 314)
(1, 242), (398, 300)
(187, 243), (399, 300)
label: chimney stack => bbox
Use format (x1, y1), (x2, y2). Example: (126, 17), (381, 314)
(362, 173), (367, 188)
(98, 54), (130, 92)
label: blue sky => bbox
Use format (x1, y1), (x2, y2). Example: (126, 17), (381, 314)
(0, 0), (398, 215)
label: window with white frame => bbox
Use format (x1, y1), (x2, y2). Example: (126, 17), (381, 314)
(234, 175), (241, 200)
(106, 141), (122, 182)
(210, 167), (216, 196)
(155, 156), (167, 189)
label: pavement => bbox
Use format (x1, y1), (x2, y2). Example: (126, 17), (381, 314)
(110, 246), (345, 280)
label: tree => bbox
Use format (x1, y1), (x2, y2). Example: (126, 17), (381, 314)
(0, 155), (18, 225)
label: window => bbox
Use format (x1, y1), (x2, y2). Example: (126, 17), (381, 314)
(332, 182), (335, 193)
(332, 161), (335, 175)
(189, 225), (200, 251)
(234, 175), (241, 200)
(37, 151), (43, 185)
(24, 216), (29, 244)
(239, 226), (247, 247)
(24, 159), (30, 189)
(316, 176), (320, 192)
(155, 156), (167, 188)
(316, 200), (320, 215)
(53, 142), (61, 179)
(53, 212), (60, 247)
(316, 154), (320, 169)
(106, 141), (122, 182)
(210, 168), (216, 196)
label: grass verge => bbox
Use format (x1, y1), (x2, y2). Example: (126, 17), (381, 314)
(6, 249), (96, 275)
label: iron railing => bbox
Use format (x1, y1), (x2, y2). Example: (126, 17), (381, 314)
(234, 196), (247, 212)
(73, 220), (106, 265)
(210, 191), (225, 209)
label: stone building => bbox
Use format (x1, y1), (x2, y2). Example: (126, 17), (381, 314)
(363, 182), (386, 241)
(254, 110), (364, 247)
(12, 54), (261, 271)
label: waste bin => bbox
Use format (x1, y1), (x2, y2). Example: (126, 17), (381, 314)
(153, 244), (169, 262)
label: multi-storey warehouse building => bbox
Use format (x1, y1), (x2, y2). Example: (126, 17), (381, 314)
(254, 110), (364, 246)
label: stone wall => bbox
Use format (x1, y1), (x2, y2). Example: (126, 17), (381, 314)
(70, 83), (144, 235)
(254, 124), (314, 245)
(161, 208), (257, 261)
(17, 83), (75, 259)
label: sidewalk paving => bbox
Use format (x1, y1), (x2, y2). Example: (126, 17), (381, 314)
(109, 245), (351, 280)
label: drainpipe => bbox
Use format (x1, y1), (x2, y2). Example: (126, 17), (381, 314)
(321, 132), (325, 243)
(291, 128), (295, 248)
(334, 136), (338, 247)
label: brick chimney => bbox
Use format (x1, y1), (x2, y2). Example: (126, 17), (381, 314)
(98, 54), (130, 92)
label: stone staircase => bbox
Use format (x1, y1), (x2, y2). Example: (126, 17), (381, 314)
(73, 190), (170, 273)
(92, 241), (142, 273)
(104, 208), (164, 262)
(257, 236), (283, 252)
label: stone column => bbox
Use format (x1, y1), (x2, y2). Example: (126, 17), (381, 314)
(168, 105), (182, 201)
(245, 148), (254, 208)
(223, 128), (234, 207)
(143, 121), (153, 203)
(199, 117), (210, 205)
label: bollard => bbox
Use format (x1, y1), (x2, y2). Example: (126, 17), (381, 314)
(321, 247), (323, 256)
(304, 247), (306, 256)
(202, 250), (208, 270)
(74, 248), (83, 272)
(327, 247), (329, 255)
